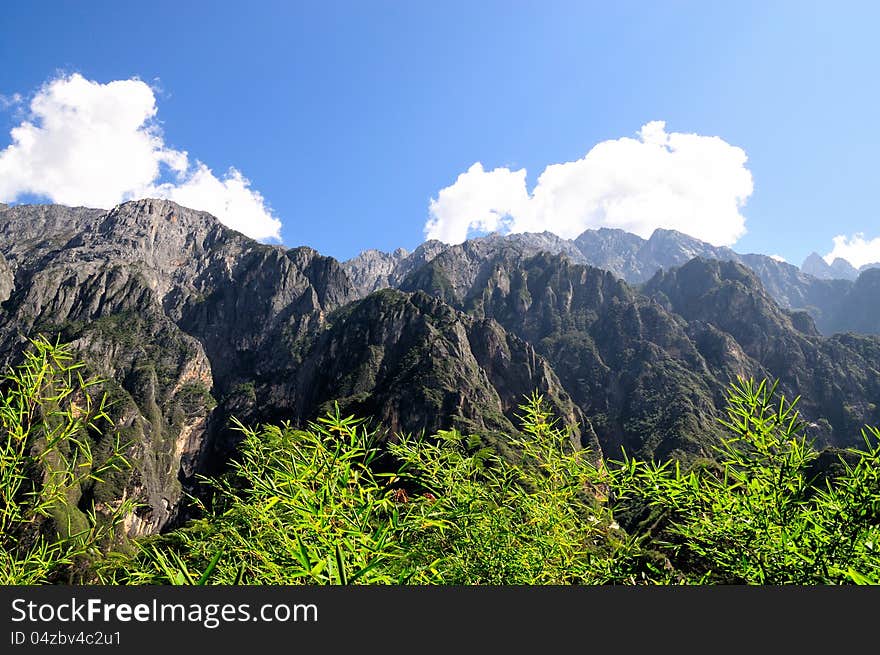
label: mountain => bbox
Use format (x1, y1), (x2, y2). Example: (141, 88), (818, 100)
(569, 229), (872, 334)
(824, 268), (880, 336)
(346, 227), (880, 335)
(0, 200), (586, 534)
(802, 252), (836, 279)
(801, 252), (860, 281)
(0, 200), (361, 532)
(341, 241), (446, 296)
(399, 246), (880, 459)
(283, 289), (593, 456)
(643, 259), (880, 440)
(573, 227), (739, 283)
(3, 200), (880, 537)
(0, 252), (12, 303)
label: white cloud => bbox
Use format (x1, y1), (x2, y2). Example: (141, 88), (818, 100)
(824, 234), (880, 269)
(0, 73), (281, 241)
(0, 93), (23, 109)
(423, 163), (529, 243)
(425, 121), (753, 246)
(153, 164), (281, 240)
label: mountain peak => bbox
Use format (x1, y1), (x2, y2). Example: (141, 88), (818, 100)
(829, 257), (859, 280)
(801, 252), (833, 278)
(801, 252), (859, 281)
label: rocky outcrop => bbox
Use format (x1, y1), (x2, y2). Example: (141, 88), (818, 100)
(0, 200), (361, 533)
(285, 289), (596, 455)
(0, 252), (12, 304)
(643, 259), (880, 446)
(342, 241), (447, 297)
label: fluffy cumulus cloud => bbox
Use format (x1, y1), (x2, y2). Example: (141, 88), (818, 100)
(425, 121), (754, 246)
(0, 73), (281, 241)
(424, 163), (529, 243)
(824, 234), (880, 269)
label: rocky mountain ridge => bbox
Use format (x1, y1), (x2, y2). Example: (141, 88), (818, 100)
(0, 200), (584, 533)
(2, 199), (878, 537)
(346, 227), (880, 335)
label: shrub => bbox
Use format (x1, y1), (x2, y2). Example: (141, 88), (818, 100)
(606, 378), (880, 584)
(0, 337), (134, 584)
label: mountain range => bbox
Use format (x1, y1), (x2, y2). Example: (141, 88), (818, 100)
(345, 227), (880, 336)
(1, 199), (878, 536)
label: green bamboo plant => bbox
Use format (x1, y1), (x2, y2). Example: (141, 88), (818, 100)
(4, 339), (878, 585)
(0, 337), (135, 584)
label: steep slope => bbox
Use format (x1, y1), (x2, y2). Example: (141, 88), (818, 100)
(0, 252), (12, 303)
(1, 201), (599, 532)
(0, 200), (362, 532)
(402, 249), (729, 459)
(403, 249), (880, 458)
(824, 268), (880, 335)
(288, 289), (595, 455)
(643, 259), (880, 445)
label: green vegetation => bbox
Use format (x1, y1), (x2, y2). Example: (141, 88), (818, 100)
(1, 340), (878, 584)
(0, 337), (135, 584)
(608, 379), (880, 584)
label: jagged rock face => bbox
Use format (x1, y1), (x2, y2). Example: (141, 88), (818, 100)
(279, 289), (596, 456)
(572, 228), (647, 280)
(352, 225), (875, 336)
(342, 248), (410, 296)
(342, 241), (447, 297)
(396, 233), (591, 309)
(573, 227), (738, 284)
(405, 250), (880, 457)
(346, 232), (585, 300)
(643, 259), (880, 445)
(0, 252), (12, 303)
(825, 269), (880, 335)
(0, 200), (362, 534)
(63, 309), (214, 536)
(402, 250), (730, 460)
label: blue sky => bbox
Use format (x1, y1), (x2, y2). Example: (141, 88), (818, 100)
(1, 1), (879, 266)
